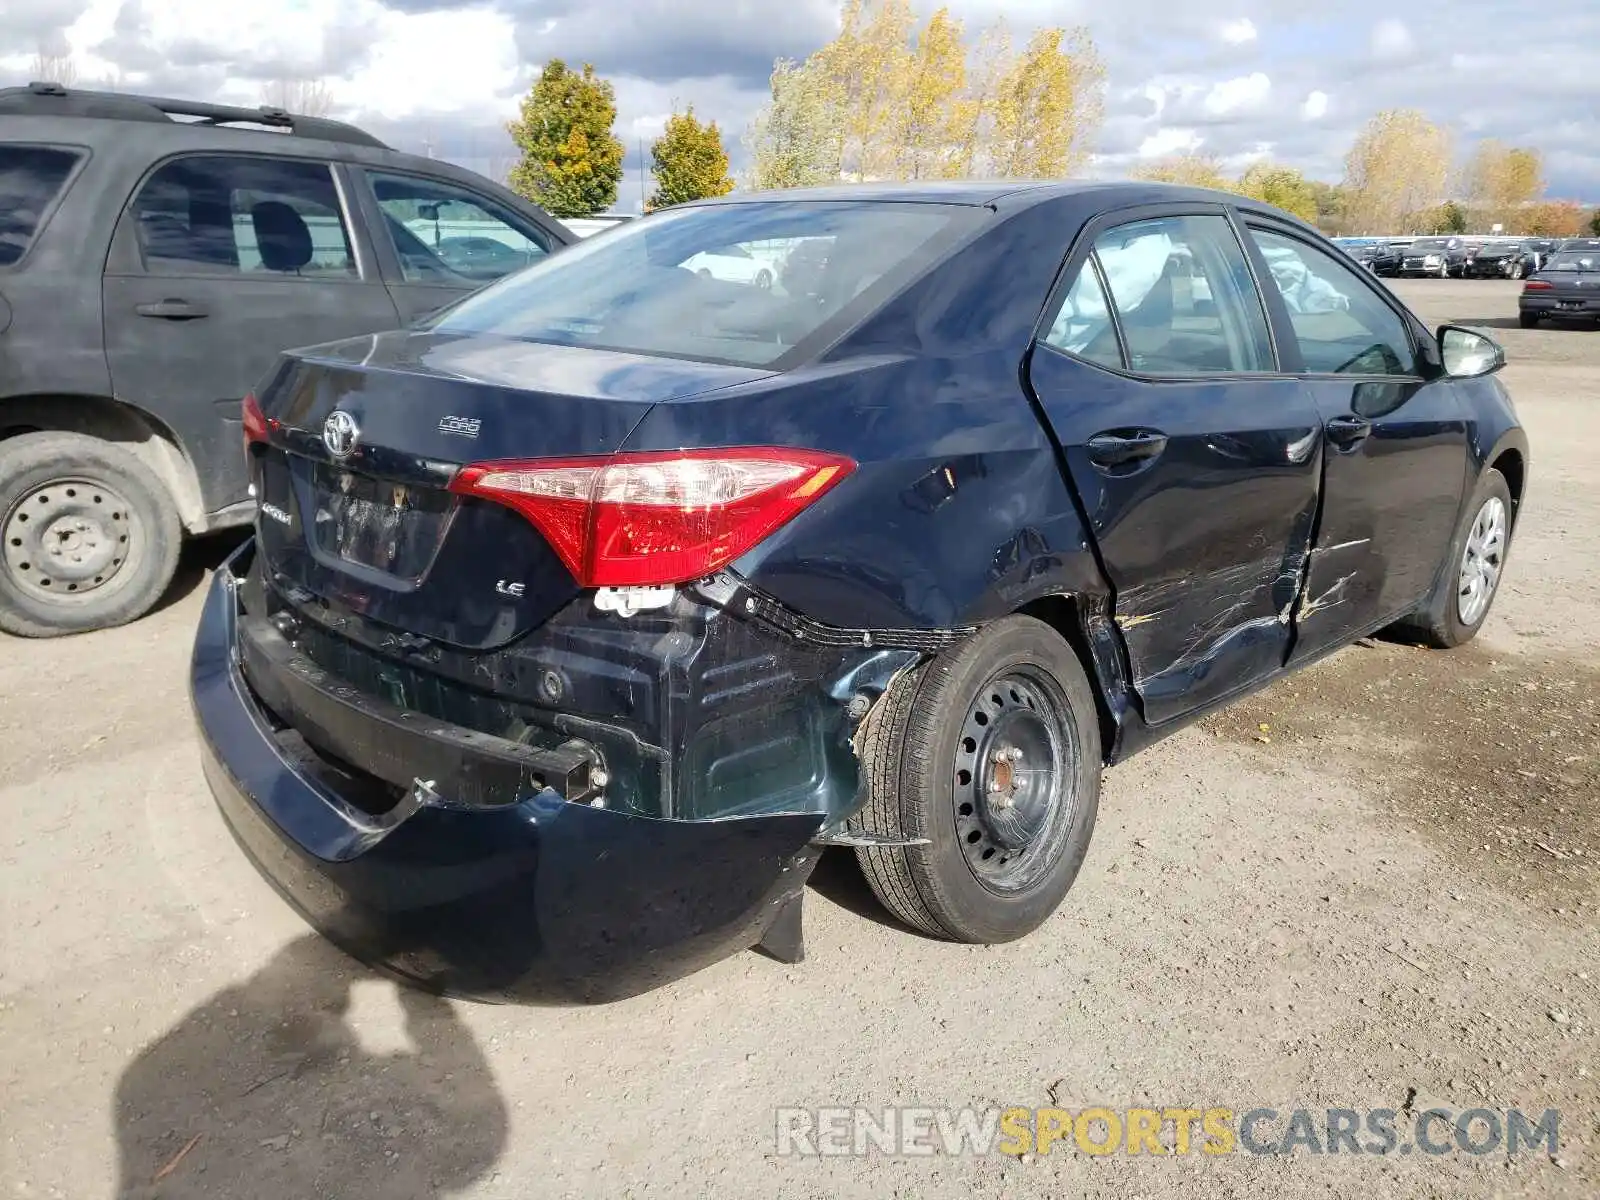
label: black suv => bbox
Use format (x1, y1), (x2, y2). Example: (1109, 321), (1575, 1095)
(0, 83), (571, 637)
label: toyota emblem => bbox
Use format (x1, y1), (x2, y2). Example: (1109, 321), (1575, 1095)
(322, 410), (360, 459)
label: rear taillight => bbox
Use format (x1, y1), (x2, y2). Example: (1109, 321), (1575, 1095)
(242, 391), (270, 452)
(1523, 280), (1553, 291)
(450, 447), (855, 588)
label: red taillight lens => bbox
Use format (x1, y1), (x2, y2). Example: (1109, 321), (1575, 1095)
(242, 391), (270, 449)
(1523, 280), (1553, 291)
(450, 447), (855, 588)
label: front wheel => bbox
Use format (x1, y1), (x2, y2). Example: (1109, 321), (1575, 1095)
(1389, 469), (1513, 649)
(850, 615), (1102, 943)
(0, 432), (182, 638)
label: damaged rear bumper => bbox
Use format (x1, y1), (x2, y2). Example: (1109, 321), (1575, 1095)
(190, 542), (924, 1003)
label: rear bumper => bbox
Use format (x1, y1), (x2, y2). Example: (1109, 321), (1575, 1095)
(191, 545), (826, 1003)
(1520, 295), (1600, 318)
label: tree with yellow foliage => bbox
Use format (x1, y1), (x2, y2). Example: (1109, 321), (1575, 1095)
(1341, 109), (1452, 234)
(745, 1), (1106, 186)
(1131, 153), (1230, 189)
(1462, 140), (1546, 231)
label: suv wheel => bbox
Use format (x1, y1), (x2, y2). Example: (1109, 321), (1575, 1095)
(849, 615), (1102, 943)
(0, 432), (182, 638)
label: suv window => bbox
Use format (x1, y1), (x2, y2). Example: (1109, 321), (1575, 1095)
(130, 156), (356, 278)
(0, 146), (82, 266)
(1046, 214), (1274, 375)
(1249, 228), (1417, 376)
(366, 172), (550, 284)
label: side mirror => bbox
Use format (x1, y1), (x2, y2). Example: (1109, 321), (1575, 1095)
(1437, 325), (1505, 379)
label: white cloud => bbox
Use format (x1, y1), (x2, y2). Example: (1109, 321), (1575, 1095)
(1138, 127), (1202, 158)
(1370, 18), (1415, 59)
(1302, 90), (1329, 120)
(1219, 19), (1258, 45)
(1203, 72), (1270, 116)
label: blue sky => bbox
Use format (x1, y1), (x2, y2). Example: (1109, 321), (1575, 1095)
(4, 0), (1596, 212)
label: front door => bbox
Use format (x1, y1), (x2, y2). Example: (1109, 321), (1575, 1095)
(1241, 223), (1469, 662)
(1027, 208), (1324, 725)
(102, 153), (401, 515)
(353, 169), (559, 324)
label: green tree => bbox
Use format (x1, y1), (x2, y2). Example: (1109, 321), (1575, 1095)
(648, 108), (735, 209)
(1307, 181), (1349, 233)
(1235, 162), (1318, 223)
(745, 59), (843, 189)
(1423, 200), (1468, 234)
(507, 60), (625, 218)
(1589, 207), (1600, 236)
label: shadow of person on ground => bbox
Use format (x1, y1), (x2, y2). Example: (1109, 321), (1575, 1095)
(113, 934), (506, 1199)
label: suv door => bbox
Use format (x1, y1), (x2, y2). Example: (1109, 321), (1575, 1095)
(102, 153), (401, 516)
(1242, 222), (1469, 662)
(1026, 207), (1324, 725)
(353, 169), (559, 323)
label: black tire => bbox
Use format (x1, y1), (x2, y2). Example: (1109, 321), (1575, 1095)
(0, 432), (182, 638)
(1519, 312), (1539, 328)
(754, 269), (773, 290)
(850, 615), (1102, 943)
(1389, 468), (1513, 649)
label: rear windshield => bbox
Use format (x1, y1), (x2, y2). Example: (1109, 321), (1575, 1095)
(1409, 239), (1453, 251)
(426, 200), (977, 368)
(1544, 253), (1599, 272)
(0, 146), (82, 266)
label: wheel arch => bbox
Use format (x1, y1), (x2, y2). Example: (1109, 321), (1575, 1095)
(1010, 591), (1132, 764)
(0, 393), (205, 531)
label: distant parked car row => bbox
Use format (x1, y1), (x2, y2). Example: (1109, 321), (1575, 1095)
(1331, 234), (1594, 280)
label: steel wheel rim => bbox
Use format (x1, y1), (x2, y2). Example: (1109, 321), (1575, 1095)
(1457, 495), (1506, 626)
(952, 667), (1077, 894)
(2, 476), (140, 602)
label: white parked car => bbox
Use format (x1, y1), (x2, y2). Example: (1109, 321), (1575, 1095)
(561, 214), (638, 239)
(680, 244), (776, 289)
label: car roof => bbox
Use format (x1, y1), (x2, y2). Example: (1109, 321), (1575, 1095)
(693, 179), (1269, 211)
(0, 82), (386, 149)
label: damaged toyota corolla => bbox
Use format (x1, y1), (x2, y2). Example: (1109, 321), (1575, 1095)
(193, 182), (1528, 1002)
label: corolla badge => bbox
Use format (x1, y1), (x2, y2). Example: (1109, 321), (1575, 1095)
(323, 410), (360, 459)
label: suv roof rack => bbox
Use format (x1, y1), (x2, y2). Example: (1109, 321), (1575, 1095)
(0, 81), (389, 150)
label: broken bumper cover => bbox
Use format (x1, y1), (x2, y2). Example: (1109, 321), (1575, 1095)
(190, 548), (826, 1004)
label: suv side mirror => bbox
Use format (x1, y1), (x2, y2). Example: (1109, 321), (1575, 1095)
(1437, 325), (1505, 378)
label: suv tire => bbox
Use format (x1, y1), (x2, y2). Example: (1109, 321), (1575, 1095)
(0, 432), (182, 637)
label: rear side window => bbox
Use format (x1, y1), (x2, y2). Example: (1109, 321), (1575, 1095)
(365, 170), (550, 284)
(0, 146), (82, 266)
(129, 156), (357, 279)
(1043, 213), (1274, 375)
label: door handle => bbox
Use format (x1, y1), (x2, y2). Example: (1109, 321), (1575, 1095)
(135, 298), (208, 320)
(1085, 430), (1169, 469)
(1325, 414), (1373, 449)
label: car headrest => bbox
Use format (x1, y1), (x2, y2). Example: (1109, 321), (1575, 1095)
(251, 201), (313, 272)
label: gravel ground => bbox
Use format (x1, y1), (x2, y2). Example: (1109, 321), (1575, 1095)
(1, 280), (1595, 1199)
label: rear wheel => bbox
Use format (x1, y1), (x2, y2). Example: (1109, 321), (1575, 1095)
(1389, 469), (1512, 649)
(850, 615), (1102, 943)
(1519, 311), (1539, 328)
(754, 268), (773, 290)
(0, 432), (182, 638)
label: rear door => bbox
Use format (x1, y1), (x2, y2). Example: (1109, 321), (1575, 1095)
(1240, 221), (1469, 662)
(350, 168), (562, 324)
(1026, 206), (1324, 725)
(102, 153), (401, 515)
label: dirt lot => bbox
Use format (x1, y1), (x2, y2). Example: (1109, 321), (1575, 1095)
(2, 279), (1596, 1199)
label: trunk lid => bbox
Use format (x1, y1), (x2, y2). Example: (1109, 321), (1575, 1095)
(251, 329), (774, 650)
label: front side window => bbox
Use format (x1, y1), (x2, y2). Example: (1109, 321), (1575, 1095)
(366, 172), (551, 284)
(0, 145), (83, 266)
(1044, 213), (1274, 375)
(426, 200), (975, 368)
(1249, 228), (1418, 376)
(130, 156), (356, 278)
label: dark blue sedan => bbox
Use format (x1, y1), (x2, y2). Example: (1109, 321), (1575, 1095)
(197, 182), (1528, 1002)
